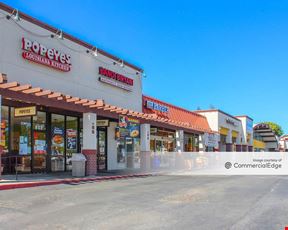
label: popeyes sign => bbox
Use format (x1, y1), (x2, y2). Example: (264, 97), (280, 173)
(21, 37), (71, 72)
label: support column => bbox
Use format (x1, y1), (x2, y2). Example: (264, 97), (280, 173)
(0, 96), (2, 177)
(140, 124), (151, 171)
(242, 145), (247, 152)
(176, 130), (184, 152)
(199, 134), (205, 152)
(236, 133), (241, 152)
(226, 130), (232, 152)
(214, 134), (220, 152)
(82, 113), (97, 175)
(248, 135), (253, 151)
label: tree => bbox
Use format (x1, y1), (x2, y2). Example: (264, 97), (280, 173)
(263, 122), (284, 137)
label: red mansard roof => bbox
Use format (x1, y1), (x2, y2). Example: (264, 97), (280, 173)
(142, 95), (213, 133)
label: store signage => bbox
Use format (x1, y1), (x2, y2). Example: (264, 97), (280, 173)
(150, 128), (158, 134)
(226, 118), (237, 127)
(205, 133), (218, 148)
(97, 120), (109, 127)
(14, 106), (36, 117)
(146, 100), (169, 113)
(116, 115), (140, 138)
(98, 67), (133, 91)
(21, 37), (71, 72)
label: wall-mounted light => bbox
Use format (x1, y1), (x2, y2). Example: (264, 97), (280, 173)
(58, 30), (63, 40)
(92, 47), (98, 57)
(13, 9), (20, 21)
(53, 30), (63, 40)
(120, 60), (124, 68)
(6, 9), (20, 21)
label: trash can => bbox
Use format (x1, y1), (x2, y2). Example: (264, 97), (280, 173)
(71, 153), (87, 177)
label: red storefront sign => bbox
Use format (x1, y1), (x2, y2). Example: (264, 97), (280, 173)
(21, 37), (71, 72)
(99, 67), (133, 86)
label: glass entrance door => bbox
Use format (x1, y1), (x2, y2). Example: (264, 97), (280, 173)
(51, 114), (65, 172)
(11, 108), (32, 173)
(32, 112), (47, 173)
(97, 127), (107, 171)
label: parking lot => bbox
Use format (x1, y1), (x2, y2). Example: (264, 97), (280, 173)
(1, 175), (288, 229)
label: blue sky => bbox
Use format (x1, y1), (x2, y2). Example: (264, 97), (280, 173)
(3, 0), (288, 132)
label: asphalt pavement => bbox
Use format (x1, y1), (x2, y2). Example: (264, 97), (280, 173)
(0, 175), (287, 230)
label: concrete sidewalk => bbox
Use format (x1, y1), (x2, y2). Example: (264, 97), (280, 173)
(0, 169), (157, 190)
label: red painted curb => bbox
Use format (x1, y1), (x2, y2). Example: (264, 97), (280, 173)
(0, 173), (154, 191)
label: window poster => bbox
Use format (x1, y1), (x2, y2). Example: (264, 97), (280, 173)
(66, 129), (77, 150)
(117, 115), (140, 139)
(19, 136), (28, 155)
(52, 126), (64, 155)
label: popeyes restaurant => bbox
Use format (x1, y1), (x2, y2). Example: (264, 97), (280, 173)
(0, 3), (147, 175)
(0, 3), (214, 176)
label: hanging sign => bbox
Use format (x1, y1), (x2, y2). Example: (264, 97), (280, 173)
(14, 106), (36, 117)
(205, 133), (218, 148)
(150, 128), (158, 134)
(22, 37), (71, 72)
(97, 120), (109, 127)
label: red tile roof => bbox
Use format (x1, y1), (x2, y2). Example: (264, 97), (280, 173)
(143, 95), (212, 133)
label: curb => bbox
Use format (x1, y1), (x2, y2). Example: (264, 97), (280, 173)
(0, 173), (155, 191)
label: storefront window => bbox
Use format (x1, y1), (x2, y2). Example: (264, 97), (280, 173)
(97, 128), (107, 170)
(66, 116), (78, 171)
(10, 108), (32, 173)
(220, 134), (226, 151)
(116, 137), (140, 168)
(184, 133), (199, 152)
(117, 138), (126, 163)
(150, 128), (176, 153)
(185, 135), (193, 152)
(194, 135), (199, 151)
(1, 106), (9, 153)
(133, 138), (140, 168)
(33, 112), (47, 172)
(51, 114), (65, 172)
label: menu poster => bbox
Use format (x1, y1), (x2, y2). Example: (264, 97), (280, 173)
(52, 127), (64, 147)
(67, 129), (77, 150)
(118, 116), (140, 139)
(34, 139), (46, 154)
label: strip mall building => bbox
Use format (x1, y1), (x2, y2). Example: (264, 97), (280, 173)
(196, 110), (254, 152)
(0, 3), (218, 176)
